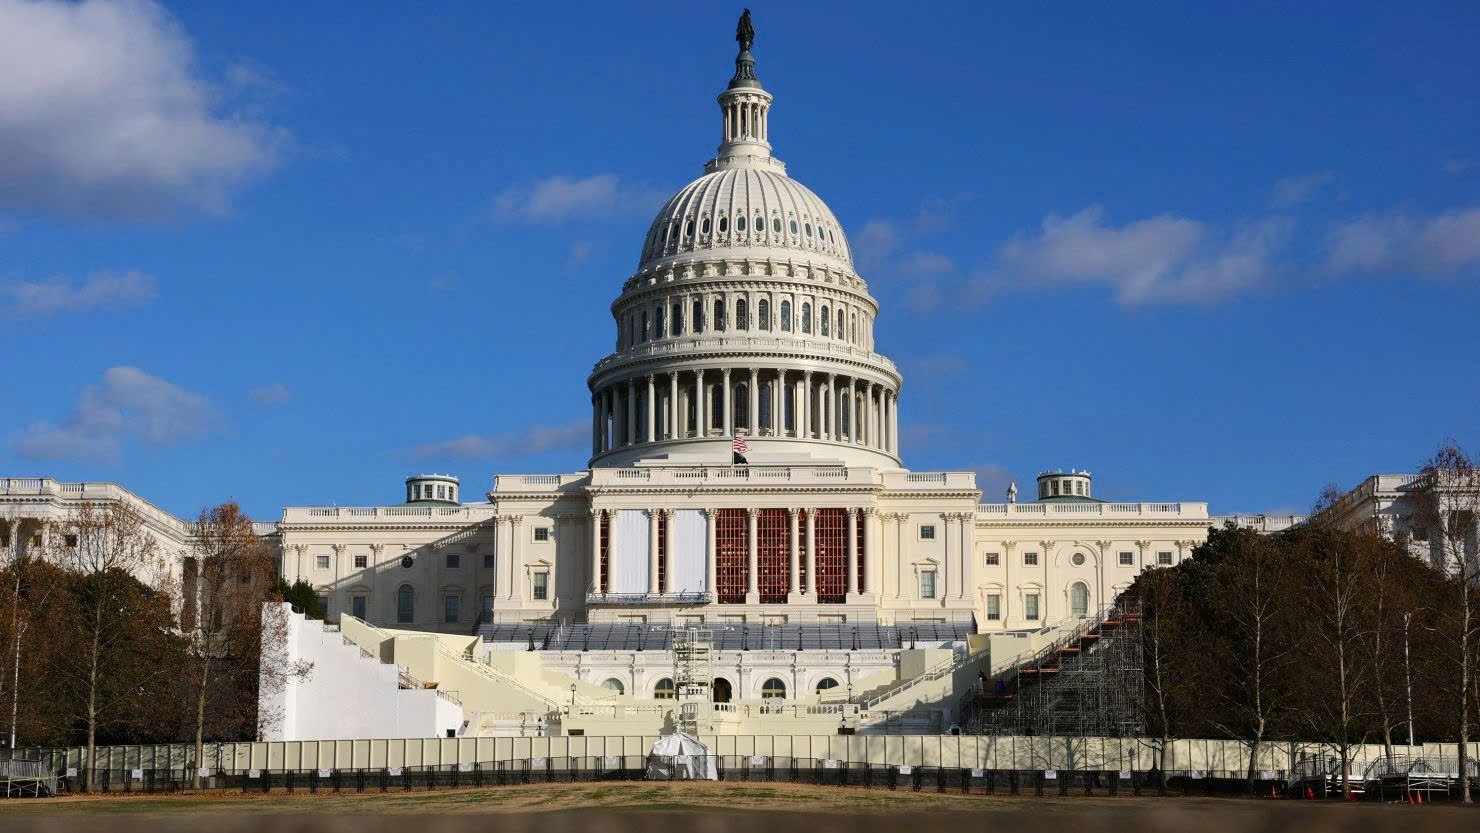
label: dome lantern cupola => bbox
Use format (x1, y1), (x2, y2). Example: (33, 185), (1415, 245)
(710, 8), (781, 173)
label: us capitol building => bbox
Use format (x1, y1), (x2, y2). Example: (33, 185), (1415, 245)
(0, 17), (1337, 736)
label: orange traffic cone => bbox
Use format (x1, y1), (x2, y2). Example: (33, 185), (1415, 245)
(1416, 791), (1423, 805)
(1406, 790), (1413, 805)
(1305, 785), (1315, 799)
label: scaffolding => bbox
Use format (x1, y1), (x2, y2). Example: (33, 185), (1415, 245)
(673, 627), (714, 734)
(964, 602), (1144, 738)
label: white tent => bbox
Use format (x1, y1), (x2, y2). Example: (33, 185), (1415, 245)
(645, 732), (719, 780)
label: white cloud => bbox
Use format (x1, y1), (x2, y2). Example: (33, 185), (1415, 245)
(248, 383), (291, 406)
(908, 280), (943, 312)
(993, 206), (1291, 305)
(1270, 171), (1336, 208)
(1444, 157), (1477, 176)
(899, 252), (955, 274)
(0, 0), (282, 221)
(2, 270), (155, 316)
(853, 220), (900, 262)
(11, 366), (215, 463)
(1325, 208), (1480, 276)
(412, 419), (587, 461)
(492, 174), (663, 222)
(901, 355), (964, 379)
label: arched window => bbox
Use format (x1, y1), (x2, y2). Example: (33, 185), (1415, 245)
(734, 383), (749, 430)
(641, 310), (649, 342)
(713, 298), (726, 332)
(849, 313), (856, 343)
(801, 303), (811, 334)
(736, 215), (746, 232)
(804, 222), (812, 237)
(701, 217), (711, 235)
(789, 219), (798, 235)
(1070, 582), (1089, 618)
(736, 298), (749, 330)
(397, 585), (414, 624)
(758, 299), (770, 330)
(761, 678), (787, 699)
(628, 315), (638, 348)
(713, 678), (733, 703)
(692, 299), (704, 334)
(655, 305), (666, 339)
(654, 678), (676, 699)
(671, 302), (683, 336)
(820, 305), (830, 336)
(759, 382), (772, 430)
(772, 217), (782, 234)
(711, 384), (724, 429)
(684, 219), (694, 238)
(815, 678), (840, 695)
(838, 310), (846, 339)
(780, 300), (792, 332)
(601, 678), (625, 695)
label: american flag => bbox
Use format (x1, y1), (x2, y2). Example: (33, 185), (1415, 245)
(731, 435), (750, 455)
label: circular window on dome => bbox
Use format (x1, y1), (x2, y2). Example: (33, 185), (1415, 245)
(773, 217), (782, 234)
(718, 216), (728, 233)
(789, 219), (798, 235)
(736, 215), (746, 232)
(400, 555), (414, 569)
(685, 220), (694, 237)
(1071, 552), (1086, 567)
(701, 217), (711, 234)
(804, 222), (812, 237)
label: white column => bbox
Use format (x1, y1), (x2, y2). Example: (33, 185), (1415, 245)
(669, 372), (679, 439)
(588, 509), (601, 593)
(507, 517), (523, 601)
(846, 508), (859, 596)
(722, 368), (733, 437)
(801, 372), (812, 439)
(822, 374), (833, 440)
(958, 514), (972, 599)
(891, 390), (900, 455)
(701, 370), (712, 436)
(788, 508), (801, 596)
(705, 509), (718, 595)
(863, 508), (878, 595)
(591, 395), (600, 456)
(748, 367), (759, 434)
(626, 379), (637, 446)
(648, 509), (661, 594)
(805, 509), (816, 596)
(746, 508), (759, 601)
(646, 375), (656, 443)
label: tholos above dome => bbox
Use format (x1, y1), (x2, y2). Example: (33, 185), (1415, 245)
(637, 167), (853, 274)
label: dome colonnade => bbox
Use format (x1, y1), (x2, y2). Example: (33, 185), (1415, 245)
(587, 27), (902, 469)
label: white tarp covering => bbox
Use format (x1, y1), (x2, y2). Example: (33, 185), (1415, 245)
(611, 510), (650, 593)
(645, 732), (718, 780)
(669, 509), (708, 593)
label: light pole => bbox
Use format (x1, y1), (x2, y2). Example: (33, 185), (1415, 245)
(570, 682), (577, 707)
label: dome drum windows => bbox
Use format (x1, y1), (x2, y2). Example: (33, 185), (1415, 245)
(671, 302), (684, 337)
(772, 217), (782, 234)
(820, 305), (830, 337)
(780, 300), (792, 331)
(701, 217), (711, 235)
(758, 298), (770, 330)
(801, 302), (811, 334)
(692, 299), (704, 334)
(713, 298), (726, 332)
(736, 215), (746, 232)
(736, 298), (749, 330)
(717, 216), (728, 233)
(789, 219), (798, 236)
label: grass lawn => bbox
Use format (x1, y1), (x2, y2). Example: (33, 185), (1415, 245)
(0, 780), (1472, 831)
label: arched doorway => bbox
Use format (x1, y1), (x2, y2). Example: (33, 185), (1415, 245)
(712, 678), (733, 703)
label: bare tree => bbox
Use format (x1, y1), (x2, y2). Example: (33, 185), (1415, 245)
(182, 503), (304, 787)
(53, 502), (172, 790)
(1416, 442), (1480, 804)
(1134, 567), (1200, 787)
(1206, 528), (1298, 790)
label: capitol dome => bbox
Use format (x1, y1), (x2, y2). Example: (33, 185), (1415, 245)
(587, 21), (903, 470)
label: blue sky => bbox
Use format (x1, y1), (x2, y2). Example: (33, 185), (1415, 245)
(2, 1), (1477, 522)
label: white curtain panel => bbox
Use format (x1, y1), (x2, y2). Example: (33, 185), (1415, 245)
(670, 509), (708, 593)
(612, 510), (651, 593)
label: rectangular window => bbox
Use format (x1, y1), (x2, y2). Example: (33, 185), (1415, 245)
(1412, 526), (1429, 542)
(483, 553), (494, 569)
(315, 555), (330, 570)
(317, 594), (330, 617)
(984, 552), (1000, 566)
(1119, 551), (1134, 566)
(813, 508), (848, 604)
(533, 526), (551, 542)
(1157, 551), (1173, 566)
(480, 594), (494, 624)
(757, 508), (789, 604)
(919, 570), (936, 599)
(64, 534), (79, 547)
(354, 554), (367, 569)
(436, 485), (445, 499)
(715, 509), (748, 604)
(444, 594), (460, 623)
(446, 552), (460, 569)
(986, 593), (1001, 620)
(1023, 552), (1039, 566)
(919, 524), (936, 541)
(351, 596), (367, 620)
(533, 572), (548, 600)
(1025, 593), (1040, 621)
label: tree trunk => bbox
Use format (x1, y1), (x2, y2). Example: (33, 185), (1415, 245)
(1460, 580), (1472, 804)
(193, 654), (210, 789)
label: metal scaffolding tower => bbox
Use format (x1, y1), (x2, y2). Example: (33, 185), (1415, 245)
(673, 627), (714, 733)
(963, 602), (1145, 738)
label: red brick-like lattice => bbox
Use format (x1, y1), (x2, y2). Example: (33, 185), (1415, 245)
(757, 509), (789, 603)
(657, 512), (667, 593)
(814, 508), (846, 604)
(598, 511), (610, 593)
(715, 509), (747, 604)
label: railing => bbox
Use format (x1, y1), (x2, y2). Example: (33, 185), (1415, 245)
(590, 335), (900, 376)
(436, 645), (562, 710)
(0, 478), (194, 537)
(585, 591), (712, 605)
(281, 505), (498, 523)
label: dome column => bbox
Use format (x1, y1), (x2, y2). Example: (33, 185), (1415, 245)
(787, 508), (801, 598)
(646, 375), (656, 442)
(701, 371), (713, 437)
(801, 371), (813, 439)
(669, 372), (679, 440)
(748, 367), (759, 434)
(626, 379), (637, 446)
(721, 368), (733, 437)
